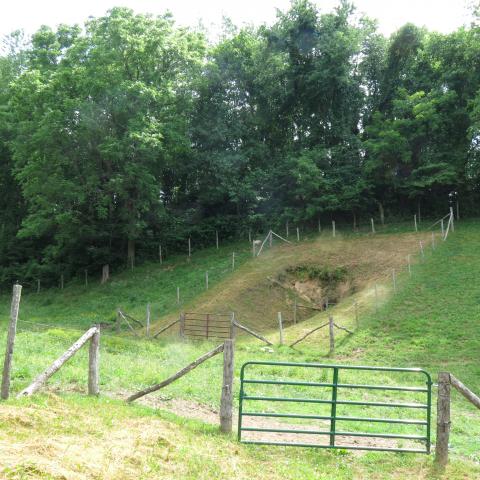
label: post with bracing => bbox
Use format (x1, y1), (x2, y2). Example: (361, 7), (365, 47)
(220, 339), (234, 433)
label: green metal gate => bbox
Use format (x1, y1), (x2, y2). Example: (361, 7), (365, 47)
(238, 362), (432, 453)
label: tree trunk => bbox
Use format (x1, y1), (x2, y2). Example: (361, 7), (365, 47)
(378, 202), (385, 226)
(127, 239), (135, 270)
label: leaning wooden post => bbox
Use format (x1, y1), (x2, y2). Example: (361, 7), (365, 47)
(332, 221), (336, 238)
(1, 284), (22, 400)
(278, 312), (284, 345)
(414, 214), (418, 232)
(269, 230), (273, 248)
(146, 303), (151, 337)
(88, 325), (100, 396)
(371, 218), (375, 234)
(435, 372), (451, 468)
(220, 339), (234, 433)
(328, 315), (335, 355)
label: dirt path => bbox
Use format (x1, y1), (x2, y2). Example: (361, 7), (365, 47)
(137, 395), (423, 452)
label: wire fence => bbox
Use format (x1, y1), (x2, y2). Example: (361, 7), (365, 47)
(3, 213), (455, 344)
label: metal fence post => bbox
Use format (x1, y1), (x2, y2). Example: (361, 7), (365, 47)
(329, 367), (339, 446)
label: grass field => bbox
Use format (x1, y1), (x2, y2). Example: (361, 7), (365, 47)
(1, 221), (479, 479)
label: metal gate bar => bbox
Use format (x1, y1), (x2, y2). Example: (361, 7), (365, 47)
(238, 361), (432, 453)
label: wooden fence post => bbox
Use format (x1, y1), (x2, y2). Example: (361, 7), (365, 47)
(414, 214), (418, 232)
(179, 313), (185, 339)
(159, 244), (163, 264)
(101, 264), (109, 284)
(371, 218), (375, 234)
(1, 284), (22, 400)
(230, 312), (236, 340)
(177, 286), (180, 305)
(248, 228), (252, 243)
(188, 237), (191, 259)
(296, 227), (300, 242)
(450, 207), (455, 232)
(216, 230), (219, 249)
(220, 339), (234, 433)
(286, 221), (289, 238)
(88, 325), (100, 395)
(332, 221), (336, 238)
(435, 372), (451, 468)
(328, 315), (334, 355)
(318, 218), (321, 233)
(232, 252), (235, 271)
(441, 219), (444, 238)
(85, 269), (88, 287)
(116, 309), (121, 333)
(278, 312), (284, 345)
(146, 303), (151, 337)
(60, 274), (64, 290)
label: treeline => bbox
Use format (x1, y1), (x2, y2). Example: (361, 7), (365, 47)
(1, 0), (480, 285)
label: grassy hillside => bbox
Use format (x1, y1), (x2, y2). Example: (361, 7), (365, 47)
(1, 221), (480, 479)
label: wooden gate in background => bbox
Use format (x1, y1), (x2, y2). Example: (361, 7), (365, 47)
(181, 312), (234, 340)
